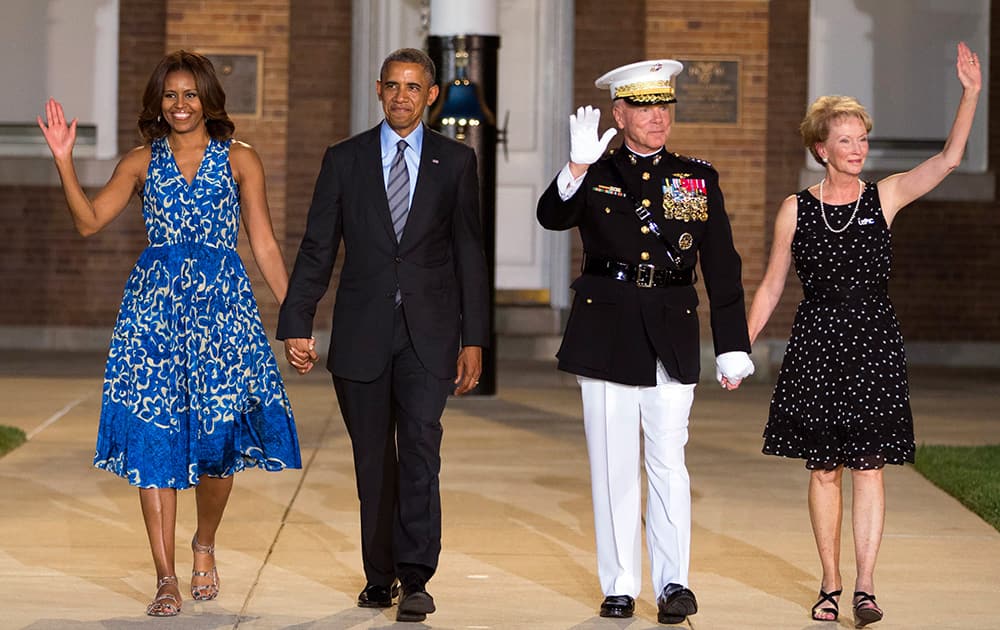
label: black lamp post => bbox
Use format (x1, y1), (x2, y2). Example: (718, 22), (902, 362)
(427, 33), (501, 396)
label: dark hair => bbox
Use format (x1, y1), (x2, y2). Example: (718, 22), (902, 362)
(137, 50), (235, 143)
(379, 48), (436, 85)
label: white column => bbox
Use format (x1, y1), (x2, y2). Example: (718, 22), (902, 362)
(542, 1), (574, 307)
(93, 0), (119, 159)
(350, 0), (425, 133)
(46, 0), (118, 158)
(429, 0), (498, 35)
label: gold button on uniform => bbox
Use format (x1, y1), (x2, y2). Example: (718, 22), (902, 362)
(586, 298), (593, 304)
(641, 199), (651, 208)
(604, 207), (611, 214)
(640, 226), (650, 234)
(640, 251), (650, 261)
(642, 172), (650, 181)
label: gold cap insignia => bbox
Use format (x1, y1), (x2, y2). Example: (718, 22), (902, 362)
(594, 59), (684, 105)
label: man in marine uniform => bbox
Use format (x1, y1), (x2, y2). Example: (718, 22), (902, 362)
(536, 59), (754, 624)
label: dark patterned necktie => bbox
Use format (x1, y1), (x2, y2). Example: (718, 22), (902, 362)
(387, 139), (410, 242)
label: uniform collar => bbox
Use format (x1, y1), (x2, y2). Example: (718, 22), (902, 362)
(618, 144), (666, 166)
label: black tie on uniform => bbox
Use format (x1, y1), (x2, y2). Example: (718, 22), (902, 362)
(387, 139), (410, 243)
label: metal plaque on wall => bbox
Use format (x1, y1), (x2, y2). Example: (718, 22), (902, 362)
(202, 52), (262, 117)
(675, 59), (740, 125)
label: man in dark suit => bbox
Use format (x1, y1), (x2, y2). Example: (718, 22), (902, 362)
(537, 59), (754, 625)
(277, 47), (489, 623)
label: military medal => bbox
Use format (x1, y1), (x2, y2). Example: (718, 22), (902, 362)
(678, 232), (693, 250)
(592, 184), (626, 197)
(662, 177), (709, 222)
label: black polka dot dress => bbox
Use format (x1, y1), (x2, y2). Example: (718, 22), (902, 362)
(762, 182), (915, 470)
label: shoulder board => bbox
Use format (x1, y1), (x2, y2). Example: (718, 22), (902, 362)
(672, 152), (716, 171)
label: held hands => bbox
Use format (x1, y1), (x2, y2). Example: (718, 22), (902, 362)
(284, 337), (317, 375)
(569, 106), (617, 167)
(716, 351), (755, 391)
(37, 98), (78, 162)
(956, 41), (982, 95)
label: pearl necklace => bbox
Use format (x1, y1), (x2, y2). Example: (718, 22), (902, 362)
(818, 178), (864, 233)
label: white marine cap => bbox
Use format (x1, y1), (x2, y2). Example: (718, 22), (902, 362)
(594, 59), (684, 105)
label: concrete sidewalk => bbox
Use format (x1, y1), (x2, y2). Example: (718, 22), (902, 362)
(0, 352), (998, 629)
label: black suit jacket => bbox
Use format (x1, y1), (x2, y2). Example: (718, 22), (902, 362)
(537, 148), (750, 386)
(278, 123), (490, 381)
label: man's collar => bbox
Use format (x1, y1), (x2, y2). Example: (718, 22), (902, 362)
(380, 122), (425, 155)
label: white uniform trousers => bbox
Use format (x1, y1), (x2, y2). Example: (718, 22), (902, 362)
(578, 361), (696, 598)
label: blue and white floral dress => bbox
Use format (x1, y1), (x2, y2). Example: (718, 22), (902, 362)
(94, 136), (301, 489)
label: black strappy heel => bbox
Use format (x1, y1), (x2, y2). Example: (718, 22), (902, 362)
(811, 588), (842, 621)
(853, 591), (883, 628)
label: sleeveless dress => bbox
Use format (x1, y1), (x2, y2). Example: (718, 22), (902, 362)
(762, 182), (915, 470)
(93, 137), (301, 488)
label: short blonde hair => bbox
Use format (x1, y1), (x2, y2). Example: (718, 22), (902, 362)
(800, 95), (873, 166)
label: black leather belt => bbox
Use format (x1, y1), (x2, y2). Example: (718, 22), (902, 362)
(804, 282), (888, 303)
(583, 255), (695, 288)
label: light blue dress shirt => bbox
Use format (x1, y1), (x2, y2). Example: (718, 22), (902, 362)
(380, 122), (423, 209)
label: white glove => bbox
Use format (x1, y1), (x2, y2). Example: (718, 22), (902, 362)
(715, 351), (755, 385)
(569, 105), (618, 165)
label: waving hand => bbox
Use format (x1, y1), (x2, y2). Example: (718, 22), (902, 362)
(37, 98), (78, 162)
(956, 40), (982, 93)
(878, 42), (982, 223)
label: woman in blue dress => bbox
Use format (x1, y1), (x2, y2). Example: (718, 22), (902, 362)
(37, 50), (302, 617)
(746, 43), (980, 627)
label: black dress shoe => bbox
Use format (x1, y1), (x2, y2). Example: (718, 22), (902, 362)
(600, 595), (635, 618)
(657, 583), (698, 624)
(397, 584), (436, 622)
(357, 581), (399, 608)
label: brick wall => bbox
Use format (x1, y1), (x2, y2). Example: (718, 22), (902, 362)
(571, 0), (771, 345)
(2, 2), (997, 352)
(888, 3), (1000, 342)
(0, 0), (353, 340)
(166, 0), (291, 328)
(0, 0), (163, 330)
(761, 3), (1000, 344)
(570, 0), (647, 277)
(285, 0), (353, 333)
(646, 1), (770, 344)
(0, 186), (145, 327)
(760, 0), (808, 337)
(119, 0), (169, 152)
(570, 0), (1000, 349)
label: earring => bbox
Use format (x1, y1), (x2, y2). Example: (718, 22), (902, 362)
(157, 114), (162, 123)
(822, 157), (828, 164)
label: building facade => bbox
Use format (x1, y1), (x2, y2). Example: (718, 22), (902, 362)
(1, 0), (996, 370)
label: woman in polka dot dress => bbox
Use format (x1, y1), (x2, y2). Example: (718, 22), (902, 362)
(747, 42), (981, 627)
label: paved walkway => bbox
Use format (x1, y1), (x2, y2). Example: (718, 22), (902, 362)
(0, 352), (998, 629)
